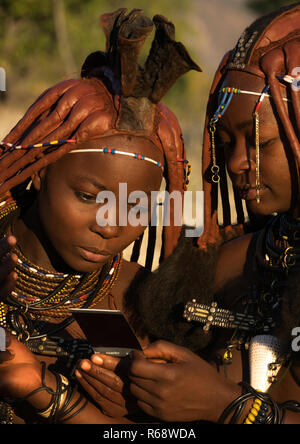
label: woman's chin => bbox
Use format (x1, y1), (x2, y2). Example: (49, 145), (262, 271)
(53, 254), (106, 275)
(68, 260), (105, 274)
(246, 200), (287, 217)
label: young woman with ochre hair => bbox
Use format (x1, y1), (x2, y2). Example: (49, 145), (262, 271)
(0, 8), (200, 424)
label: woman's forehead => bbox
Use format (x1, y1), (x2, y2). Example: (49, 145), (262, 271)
(219, 71), (287, 129)
(48, 145), (163, 191)
(73, 134), (164, 164)
(222, 70), (267, 91)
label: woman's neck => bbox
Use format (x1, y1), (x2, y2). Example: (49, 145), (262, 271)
(12, 199), (76, 274)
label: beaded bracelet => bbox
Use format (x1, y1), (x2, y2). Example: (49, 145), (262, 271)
(218, 382), (281, 424)
(243, 397), (268, 424)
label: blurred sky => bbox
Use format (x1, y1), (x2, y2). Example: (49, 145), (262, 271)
(195, 0), (256, 74)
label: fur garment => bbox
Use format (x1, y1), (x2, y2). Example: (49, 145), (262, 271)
(132, 228), (219, 352)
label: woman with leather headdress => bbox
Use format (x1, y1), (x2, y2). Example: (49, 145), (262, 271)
(0, 8), (200, 424)
(82, 3), (300, 424)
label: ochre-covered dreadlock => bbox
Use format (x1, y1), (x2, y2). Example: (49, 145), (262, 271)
(198, 1), (300, 251)
(0, 8), (201, 265)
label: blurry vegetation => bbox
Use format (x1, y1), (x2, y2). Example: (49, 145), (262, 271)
(247, 0), (297, 14)
(0, 1), (206, 119)
(0, 0), (209, 191)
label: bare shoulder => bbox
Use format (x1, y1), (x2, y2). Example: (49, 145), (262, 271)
(215, 233), (254, 292)
(120, 259), (142, 275)
(110, 259), (150, 309)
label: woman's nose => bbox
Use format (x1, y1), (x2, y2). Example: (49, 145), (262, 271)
(91, 220), (121, 239)
(226, 140), (255, 177)
(91, 202), (122, 239)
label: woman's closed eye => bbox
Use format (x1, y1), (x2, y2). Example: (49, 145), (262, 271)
(75, 191), (97, 203)
(259, 137), (279, 149)
(217, 137), (278, 151)
(218, 140), (232, 151)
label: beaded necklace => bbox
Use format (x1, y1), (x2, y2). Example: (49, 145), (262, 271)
(0, 196), (122, 340)
(221, 214), (300, 365)
(185, 214), (299, 367)
(263, 214), (300, 272)
(10, 245), (121, 318)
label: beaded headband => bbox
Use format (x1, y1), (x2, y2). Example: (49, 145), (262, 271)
(0, 139), (191, 184)
(69, 148), (164, 171)
(209, 77), (293, 203)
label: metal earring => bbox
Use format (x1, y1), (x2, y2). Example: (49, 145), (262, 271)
(254, 111), (261, 204)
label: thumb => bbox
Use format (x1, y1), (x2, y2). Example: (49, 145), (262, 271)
(91, 353), (121, 371)
(142, 340), (193, 363)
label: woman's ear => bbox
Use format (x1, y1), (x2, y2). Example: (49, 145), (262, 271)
(31, 168), (47, 192)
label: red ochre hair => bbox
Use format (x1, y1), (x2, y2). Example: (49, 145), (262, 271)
(0, 9), (201, 269)
(198, 1), (300, 250)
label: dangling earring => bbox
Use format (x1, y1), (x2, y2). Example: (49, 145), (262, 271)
(210, 122), (220, 184)
(209, 87), (239, 184)
(253, 85), (270, 205)
(254, 110), (261, 204)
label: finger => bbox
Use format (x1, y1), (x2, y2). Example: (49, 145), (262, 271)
(142, 340), (192, 363)
(75, 370), (129, 418)
(78, 360), (124, 393)
(0, 236), (16, 259)
(130, 351), (167, 380)
(0, 272), (17, 299)
(129, 382), (158, 418)
(76, 369), (125, 405)
(90, 354), (131, 381)
(130, 380), (158, 404)
(0, 254), (18, 284)
(129, 374), (162, 394)
(135, 399), (157, 418)
(91, 353), (121, 371)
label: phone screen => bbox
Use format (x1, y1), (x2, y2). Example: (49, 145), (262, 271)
(70, 308), (142, 357)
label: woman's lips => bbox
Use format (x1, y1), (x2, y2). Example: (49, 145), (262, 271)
(78, 247), (112, 263)
(237, 186), (265, 201)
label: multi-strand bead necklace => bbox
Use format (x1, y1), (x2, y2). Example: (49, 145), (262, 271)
(0, 196), (122, 337)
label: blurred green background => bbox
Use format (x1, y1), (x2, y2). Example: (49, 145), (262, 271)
(0, 0), (295, 191)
